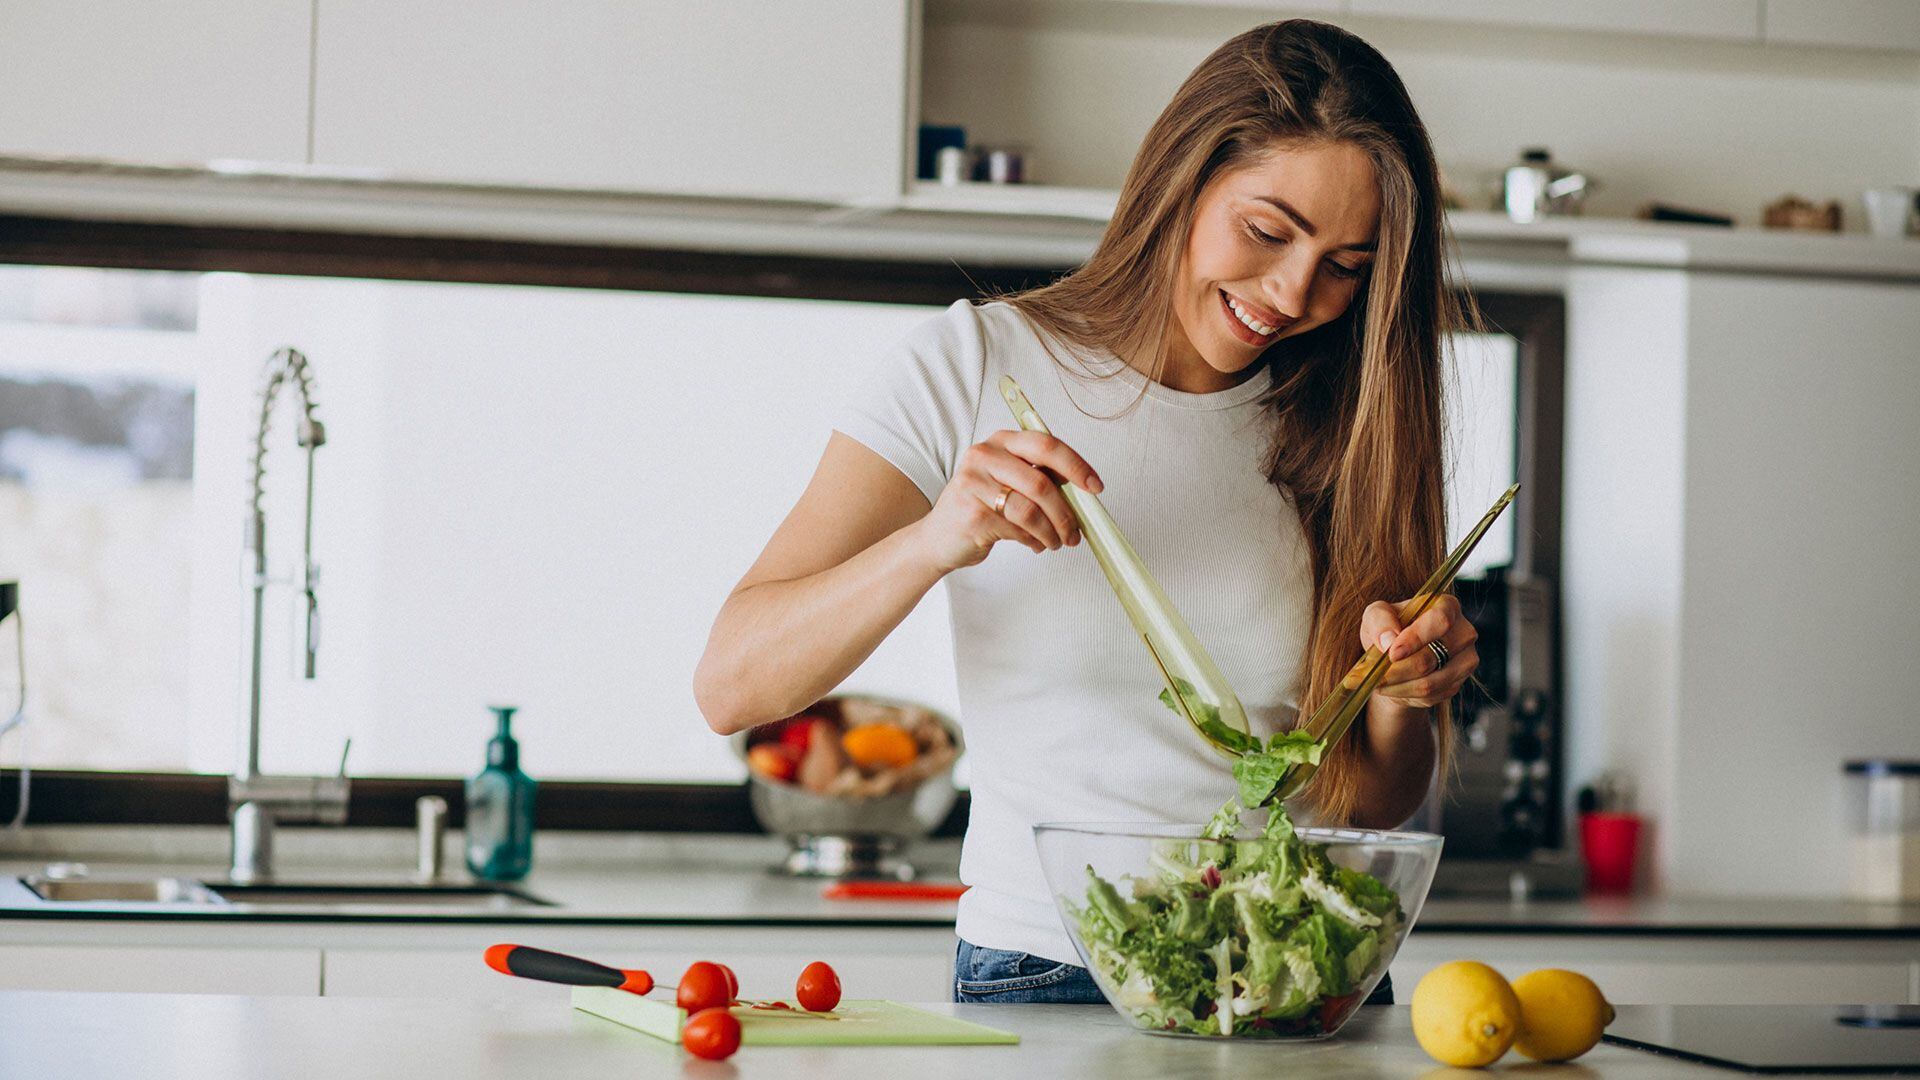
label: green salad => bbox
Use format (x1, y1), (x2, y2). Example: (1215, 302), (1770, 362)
(1068, 695), (1404, 1037)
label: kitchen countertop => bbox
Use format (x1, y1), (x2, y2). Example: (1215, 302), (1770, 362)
(0, 991), (1907, 1079)
(2, 827), (1918, 934)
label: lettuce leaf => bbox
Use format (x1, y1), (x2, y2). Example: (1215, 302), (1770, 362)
(1158, 679), (1260, 755)
(1232, 730), (1325, 809)
(1077, 796), (1400, 1035)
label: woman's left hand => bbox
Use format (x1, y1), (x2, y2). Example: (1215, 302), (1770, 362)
(1359, 595), (1478, 711)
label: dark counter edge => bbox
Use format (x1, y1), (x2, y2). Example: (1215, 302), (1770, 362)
(0, 770), (968, 837)
(1, 904), (1916, 936)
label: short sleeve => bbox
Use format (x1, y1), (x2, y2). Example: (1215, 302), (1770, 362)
(833, 300), (989, 507)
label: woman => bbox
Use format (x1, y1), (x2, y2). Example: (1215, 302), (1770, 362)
(695, 20), (1478, 1006)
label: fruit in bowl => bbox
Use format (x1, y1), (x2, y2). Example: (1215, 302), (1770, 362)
(744, 696), (957, 800)
(1034, 807), (1442, 1039)
(732, 696), (965, 873)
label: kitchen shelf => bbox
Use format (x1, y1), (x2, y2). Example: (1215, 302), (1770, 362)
(898, 179), (1920, 281)
(4, 156), (1917, 283)
(899, 180), (1118, 221)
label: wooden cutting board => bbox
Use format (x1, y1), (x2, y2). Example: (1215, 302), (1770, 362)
(571, 987), (1020, 1046)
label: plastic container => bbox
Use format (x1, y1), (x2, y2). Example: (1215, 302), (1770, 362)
(1846, 760), (1920, 902)
(466, 705), (536, 882)
(1579, 812), (1642, 895)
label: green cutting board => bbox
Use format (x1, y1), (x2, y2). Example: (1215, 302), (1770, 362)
(571, 987), (1019, 1046)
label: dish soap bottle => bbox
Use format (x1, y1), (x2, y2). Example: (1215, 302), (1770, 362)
(466, 705), (535, 881)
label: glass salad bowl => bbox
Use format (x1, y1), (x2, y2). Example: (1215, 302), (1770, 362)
(1034, 819), (1442, 1039)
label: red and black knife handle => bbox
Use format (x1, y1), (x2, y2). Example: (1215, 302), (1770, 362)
(484, 944), (653, 994)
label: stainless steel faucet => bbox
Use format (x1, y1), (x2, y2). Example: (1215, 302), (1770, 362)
(228, 347), (349, 883)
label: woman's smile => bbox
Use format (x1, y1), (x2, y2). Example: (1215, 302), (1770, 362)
(1219, 288), (1289, 346)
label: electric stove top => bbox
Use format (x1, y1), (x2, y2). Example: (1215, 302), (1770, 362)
(1606, 1005), (1920, 1074)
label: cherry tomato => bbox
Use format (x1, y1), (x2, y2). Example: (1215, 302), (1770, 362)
(677, 962), (731, 1014)
(776, 716), (820, 754)
(717, 963), (740, 1002)
(681, 1006), (741, 1061)
(795, 960), (841, 1012)
(1317, 990), (1361, 1031)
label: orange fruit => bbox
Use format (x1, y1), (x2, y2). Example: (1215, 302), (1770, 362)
(840, 723), (918, 769)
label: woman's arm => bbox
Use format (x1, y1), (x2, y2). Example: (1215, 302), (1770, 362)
(694, 430), (1099, 735)
(694, 433), (942, 735)
(1345, 596), (1479, 828)
(1349, 701), (1437, 829)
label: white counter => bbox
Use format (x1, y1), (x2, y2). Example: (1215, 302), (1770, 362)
(4, 990), (1908, 1079)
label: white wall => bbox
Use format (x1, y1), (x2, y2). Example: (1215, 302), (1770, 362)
(923, 0), (1920, 227)
(1555, 264), (1920, 897)
(1669, 272), (1920, 895)
(1558, 267), (1690, 893)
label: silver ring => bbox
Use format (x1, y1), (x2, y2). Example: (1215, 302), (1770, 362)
(991, 487), (1011, 515)
(1426, 639), (1451, 670)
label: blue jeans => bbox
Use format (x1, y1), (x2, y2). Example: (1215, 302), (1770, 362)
(952, 938), (1396, 1007)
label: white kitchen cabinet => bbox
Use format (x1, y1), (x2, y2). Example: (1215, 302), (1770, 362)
(1394, 934), (1916, 1005)
(1346, 0), (1762, 41)
(0, 0), (312, 166)
(323, 926), (956, 1003)
(1762, 0), (1920, 51)
(0, 944), (321, 996)
(311, 0), (911, 203)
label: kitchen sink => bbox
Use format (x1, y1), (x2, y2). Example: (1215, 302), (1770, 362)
(23, 876), (223, 904)
(18, 875), (553, 910)
(209, 883), (553, 909)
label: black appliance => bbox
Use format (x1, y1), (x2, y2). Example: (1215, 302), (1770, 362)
(1415, 292), (1575, 896)
(1607, 1004), (1920, 1073)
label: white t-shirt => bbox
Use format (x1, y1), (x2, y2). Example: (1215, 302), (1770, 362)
(835, 299), (1313, 964)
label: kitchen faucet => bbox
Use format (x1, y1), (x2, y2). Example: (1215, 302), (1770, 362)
(228, 347), (349, 883)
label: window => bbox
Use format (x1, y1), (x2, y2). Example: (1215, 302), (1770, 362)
(5, 266), (959, 783)
(0, 266), (197, 773)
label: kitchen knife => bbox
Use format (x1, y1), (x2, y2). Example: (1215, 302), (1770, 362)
(484, 943), (653, 993)
(821, 880), (969, 901)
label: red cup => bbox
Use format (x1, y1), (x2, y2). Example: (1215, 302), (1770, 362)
(1580, 811), (1643, 895)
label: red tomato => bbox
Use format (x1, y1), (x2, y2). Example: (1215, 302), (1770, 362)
(681, 1007), (741, 1061)
(717, 963), (740, 1002)
(795, 961), (841, 1012)
(1317, 990), (1362, 1031)
(776, 717), (817, 754)
(677, 962), (731, 1014)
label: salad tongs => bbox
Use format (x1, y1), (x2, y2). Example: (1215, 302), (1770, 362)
(1265, 482), (1519, 804)
(998, 375), (1253, 758)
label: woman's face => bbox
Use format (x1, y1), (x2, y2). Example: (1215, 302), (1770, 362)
(1165, 140), (1381, 393)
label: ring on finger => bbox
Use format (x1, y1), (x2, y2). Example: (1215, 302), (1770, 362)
(1426, 639), (1451, 670)
(991, 487), (1011, 515)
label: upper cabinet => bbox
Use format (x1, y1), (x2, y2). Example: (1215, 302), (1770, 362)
(310, 0), (911, 203)
(0, 0), (312, 165)
(1346, 0), (1762, 41)
(1762, 0), (1920, 51)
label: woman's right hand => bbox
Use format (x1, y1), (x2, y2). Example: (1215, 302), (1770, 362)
(912, 430), (1104, 573)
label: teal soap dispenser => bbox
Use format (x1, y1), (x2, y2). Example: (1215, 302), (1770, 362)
(466, 705), (536, 881)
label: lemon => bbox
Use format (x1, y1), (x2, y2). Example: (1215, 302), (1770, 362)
(1411, 961), (1521, 1068)
(1511, 968), (1615, 1062)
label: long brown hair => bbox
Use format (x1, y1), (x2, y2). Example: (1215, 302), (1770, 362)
(1004, 19), (1472, 824)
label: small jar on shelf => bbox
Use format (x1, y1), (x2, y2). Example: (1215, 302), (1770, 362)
(1845, 759), (1920, 902)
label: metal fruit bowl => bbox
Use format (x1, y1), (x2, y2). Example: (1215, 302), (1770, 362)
(731, 693), (963, 880)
